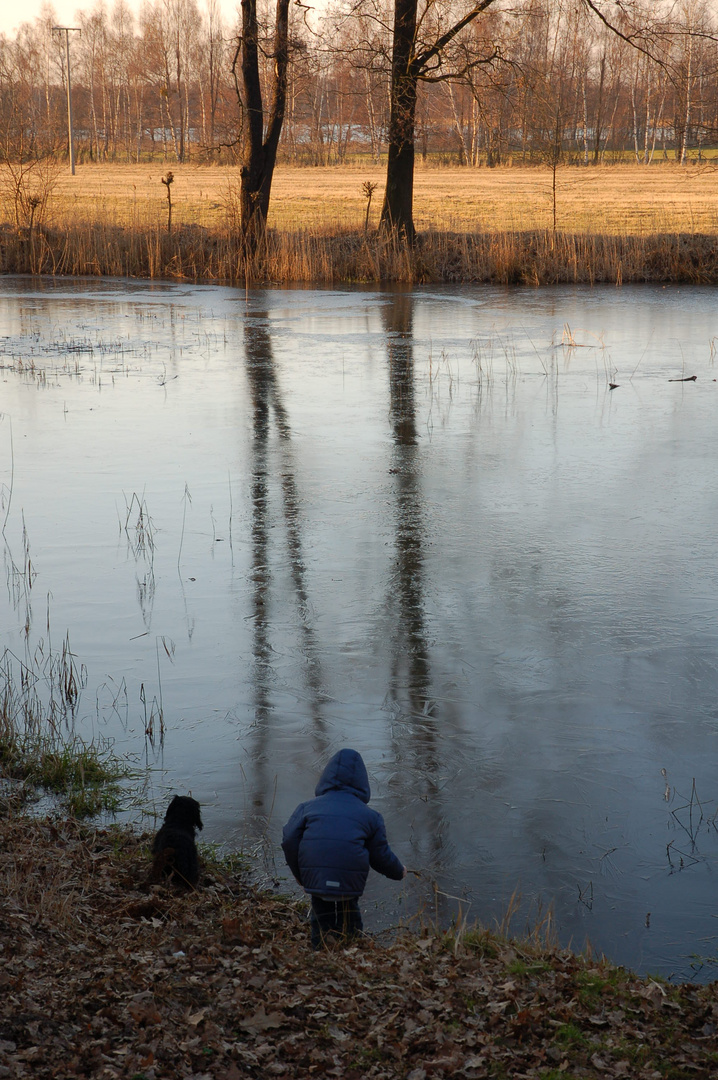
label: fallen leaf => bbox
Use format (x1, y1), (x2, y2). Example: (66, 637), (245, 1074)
(238, 1008), (284, 1033)
(127, 996), (161, 1026)
(221, 917), (244, 944)
(219, 1065), (243, 1080)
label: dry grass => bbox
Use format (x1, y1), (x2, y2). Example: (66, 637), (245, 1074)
(3, 221), (718, 285)
(3, 161), (718, 284)
(28, 160), (718, 235)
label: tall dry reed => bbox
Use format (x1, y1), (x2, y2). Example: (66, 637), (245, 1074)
(2, 220), (718, 285)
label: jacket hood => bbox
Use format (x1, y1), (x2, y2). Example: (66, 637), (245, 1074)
(315, 748), (371, 803)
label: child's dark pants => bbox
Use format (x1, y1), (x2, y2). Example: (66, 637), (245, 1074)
(310, 896), (363, 949)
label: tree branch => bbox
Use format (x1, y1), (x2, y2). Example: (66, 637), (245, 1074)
(581, 0), (663, 65)
(414, 0), (499, 74)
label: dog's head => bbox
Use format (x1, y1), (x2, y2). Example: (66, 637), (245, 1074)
(164, 795), (203, 832)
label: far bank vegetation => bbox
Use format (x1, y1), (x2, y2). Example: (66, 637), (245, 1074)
(2, 0), (718, 283)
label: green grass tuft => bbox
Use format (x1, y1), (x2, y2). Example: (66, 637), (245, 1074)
(198, 842), (251, 877)
(1, 730), (130, 819)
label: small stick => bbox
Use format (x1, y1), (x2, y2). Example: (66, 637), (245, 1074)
(161, 172), (174, 235)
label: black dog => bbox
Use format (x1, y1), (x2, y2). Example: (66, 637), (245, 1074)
(152, 795), (203, 887)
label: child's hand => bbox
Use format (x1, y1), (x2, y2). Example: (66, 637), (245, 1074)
(402, 865), (407, 879)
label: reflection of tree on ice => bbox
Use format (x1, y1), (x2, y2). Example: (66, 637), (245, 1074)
(242, 313), (328, 822)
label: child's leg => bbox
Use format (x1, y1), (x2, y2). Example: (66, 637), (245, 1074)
(310, 896), (338, 949)
(310, 897), (362, 947)
(339, 898), (363, 939)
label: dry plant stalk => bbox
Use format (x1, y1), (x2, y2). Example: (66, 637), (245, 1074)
(161, 172), (174, 235)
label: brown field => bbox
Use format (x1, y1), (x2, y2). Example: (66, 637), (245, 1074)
(36, 160), (718, 235)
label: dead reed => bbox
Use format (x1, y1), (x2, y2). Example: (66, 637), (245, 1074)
(2, 220), (718, 285)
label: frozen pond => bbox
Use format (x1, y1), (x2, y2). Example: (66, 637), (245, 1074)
(2, 276), (718, 981)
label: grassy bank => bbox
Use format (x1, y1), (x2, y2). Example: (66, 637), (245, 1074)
(3, 222), (718, 285)
(0, 813), (716, 1079)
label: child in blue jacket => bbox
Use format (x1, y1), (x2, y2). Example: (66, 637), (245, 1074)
(281, 748), (406, 948)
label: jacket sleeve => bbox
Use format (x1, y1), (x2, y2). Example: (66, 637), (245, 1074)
(366, 811), (404, 880)
(281, 803), (307, 883)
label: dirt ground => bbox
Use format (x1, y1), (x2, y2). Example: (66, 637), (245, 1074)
(1, 813), (717, 1079)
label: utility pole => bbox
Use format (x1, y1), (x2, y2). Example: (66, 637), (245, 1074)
(52, 27), (81, 175)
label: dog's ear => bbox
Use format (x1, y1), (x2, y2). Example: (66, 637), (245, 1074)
(194, 804), (204, 831)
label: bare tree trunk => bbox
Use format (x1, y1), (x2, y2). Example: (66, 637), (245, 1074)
(175, 31), (185, 162)
(199, 75), (208, 146)
(365, 70), (381, 163)
(287, 67), (297, 164)
(447, 81), (470, 165)
(631, 75), (640, 161)
(234, 0), (290, 249)
(311, 79), (326, 165)
(643, 67), (654, 164)
(602, 77), (621, 161)
(102, 74), (110, 159)
(592, 52), (605, 163)
(470, 94), (478, 165)
(697, 71), (704, 161)
(680, 33), (693, 165)
(183, 70), (191, 160)
(379, 0), (419, 240)
(207, 0), (222, 146)
(135, 87), (144, 162)
(582, 75), (589, 164)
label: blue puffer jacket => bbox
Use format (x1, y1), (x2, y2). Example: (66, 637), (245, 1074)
(281, 748), (404, 897)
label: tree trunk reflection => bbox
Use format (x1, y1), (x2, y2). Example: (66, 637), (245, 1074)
(243, 314), (328, 814)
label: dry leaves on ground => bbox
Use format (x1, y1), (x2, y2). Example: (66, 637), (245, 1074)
(0, 814), (717, 1079)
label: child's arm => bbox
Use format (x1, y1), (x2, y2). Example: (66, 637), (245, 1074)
(366, 812), (405, 880)
(281, 804), (307, 884)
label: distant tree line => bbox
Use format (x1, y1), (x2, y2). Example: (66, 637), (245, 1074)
(2, 0), (716, 168)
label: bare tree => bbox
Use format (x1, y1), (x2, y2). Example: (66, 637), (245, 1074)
(198, 0), (224, 149)
(232, 0), (292, 247)
(380, 0), (502, 240)
(0, 34), (61, 231)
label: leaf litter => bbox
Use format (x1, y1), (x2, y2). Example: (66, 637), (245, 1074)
(0, 813), (717, 1079)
